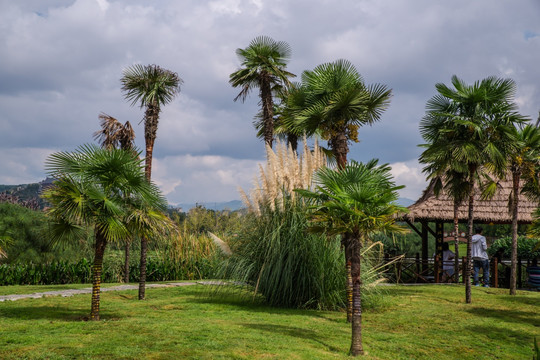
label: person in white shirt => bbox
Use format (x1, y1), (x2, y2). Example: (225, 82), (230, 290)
(471, 226), (489, 287)
(442, 242), (455, 281)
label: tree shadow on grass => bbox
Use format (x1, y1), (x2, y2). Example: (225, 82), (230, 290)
(464, 306), (540, 328)
(240, 323), (343, 353)
(182, 287), (348, 325)
(466, 324), (536, 351)
(0, 305), (123, 322)
(499, 293), (540, 307)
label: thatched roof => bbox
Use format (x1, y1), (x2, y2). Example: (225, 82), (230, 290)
(402, 176), (538, 224)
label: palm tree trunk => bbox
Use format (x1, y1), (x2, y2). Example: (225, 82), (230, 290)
(510, 170), (520, 295)
(123, 242), (130, 283)
(349, 235), (363, 356)
(466, 187), (474, 304)
(453, 200), (460, 283)
(343, 235), (353, 323)
(139, 236), (148, 300)
(260, 74), (274, 148)
(90, 232), (107, 321)
(287, 133), (298, 153)
(331, 131), (349, 170)
(139, 101), (159, 300)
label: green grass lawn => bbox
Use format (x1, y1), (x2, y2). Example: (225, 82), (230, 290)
(0, 283), (538, 359)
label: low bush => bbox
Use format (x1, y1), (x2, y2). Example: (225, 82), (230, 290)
(488, 236), (540, 260)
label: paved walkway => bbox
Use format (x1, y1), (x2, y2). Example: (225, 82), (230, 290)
(0, 281), (223, 302)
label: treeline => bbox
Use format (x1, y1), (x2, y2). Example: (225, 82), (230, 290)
(0, 201), (240, 285)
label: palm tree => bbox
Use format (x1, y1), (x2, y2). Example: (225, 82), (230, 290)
(297, 160), (406, 356)
(229, 35), (295, 148)
(507, 124), (540, 295)
(121, 64), (182, 300)
(419, 75), (526, 303)
(287, 59), (391, 320)
(94, 113), (136, 283)
(289, 59), (392, 169)
(42, 145), (171, 320)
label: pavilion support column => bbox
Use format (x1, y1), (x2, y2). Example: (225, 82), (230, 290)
(435, 221), (444, 283)
(421, 221), (428, 278)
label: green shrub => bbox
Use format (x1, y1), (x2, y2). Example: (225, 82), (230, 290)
(217, 198), (392, 310)
(488, 236), (540, 260)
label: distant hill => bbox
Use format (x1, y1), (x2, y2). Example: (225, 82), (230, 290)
(0, 179), (53, 209)
(174, 200), (244, 212)
(397, 198), (415, 207)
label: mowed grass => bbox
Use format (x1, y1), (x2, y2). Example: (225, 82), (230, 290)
(0, 284), (538, 359)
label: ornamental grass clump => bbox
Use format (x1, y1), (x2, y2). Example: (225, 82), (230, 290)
(238, 138), (326, 214)
(219, 199), (346, 310)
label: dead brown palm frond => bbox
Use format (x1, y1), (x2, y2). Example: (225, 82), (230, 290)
(94, 113), (136, 151)
(240, 138), (327, 214)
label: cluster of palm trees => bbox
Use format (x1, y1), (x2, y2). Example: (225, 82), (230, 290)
(44, 64), (182, 320)
(229, 36), (392, 168)
(419, 75), (540, 301)
(231, 36), (398, 357)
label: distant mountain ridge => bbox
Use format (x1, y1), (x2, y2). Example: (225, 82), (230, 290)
(174, 200), (244, 212)
(1, 180), (411, 212)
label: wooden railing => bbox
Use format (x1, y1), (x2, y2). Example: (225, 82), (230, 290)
(383, 254), (537, 289)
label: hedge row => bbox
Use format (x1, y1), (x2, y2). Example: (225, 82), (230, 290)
(0, 257), (217, 286)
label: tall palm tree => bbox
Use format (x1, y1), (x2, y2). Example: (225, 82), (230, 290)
(287, 59), (391, 320)
(94, 113), (136, 283)
(42, 145), (171, 320)
(297, 160), (406, 356)
(289, 59), (392, 169)
(229, 35), (295, 148)
(121, 64), (182, 300)
(419, 75), (525, 303)
(507, 124), (540, 295)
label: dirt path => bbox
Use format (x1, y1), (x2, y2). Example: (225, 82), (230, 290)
(0, 281), (223, 302)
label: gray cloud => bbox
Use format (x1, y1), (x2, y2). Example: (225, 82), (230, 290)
(1, 0), (539, 203)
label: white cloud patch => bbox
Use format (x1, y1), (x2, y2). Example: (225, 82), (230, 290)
(151, 154), (261, 205)
(0, 148), (57, 184)
(389, 160), (427, 201)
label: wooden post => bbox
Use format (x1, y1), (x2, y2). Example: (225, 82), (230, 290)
(421, 222), (428, 276)
(435, 222), (444, 283)
(415, 253), (420, 283)
(434, 255), (440, 283)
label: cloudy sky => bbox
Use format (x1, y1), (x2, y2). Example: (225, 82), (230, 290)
(1, 0), (539, 205)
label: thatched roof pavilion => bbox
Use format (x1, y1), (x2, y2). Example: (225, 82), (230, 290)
(397, 176), (538, 282)
(403, 176), (537, 224)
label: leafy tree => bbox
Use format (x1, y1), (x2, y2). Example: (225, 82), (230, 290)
(418, 75), (525, 303)
(43, 145), (171, 320)
(94, 113), (137, 283)
(289, 59), (392, 169)
(121, 64), (182, 299)
(230, 35), (295, 148)
(297, 160), (405, 356)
